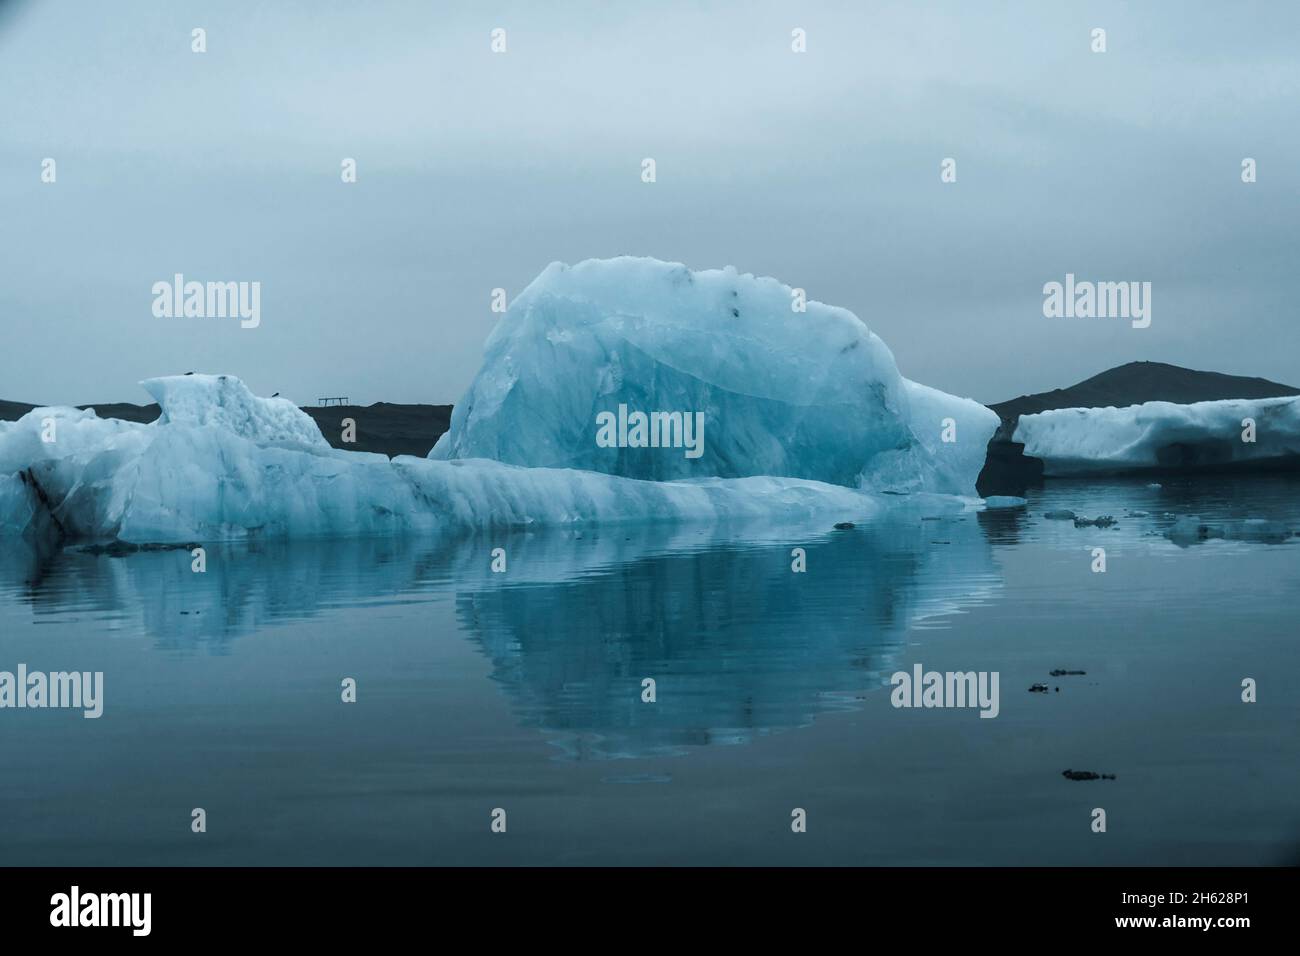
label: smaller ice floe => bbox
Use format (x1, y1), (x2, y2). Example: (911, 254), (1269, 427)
(981, 495), (1027, 509)
(1042, 509), (1077, 521)
(1165, 515), (1295, 547)
(1014, 396), (1300, 476)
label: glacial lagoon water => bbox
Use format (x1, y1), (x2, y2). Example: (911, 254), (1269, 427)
(1, 476), (1297, 865)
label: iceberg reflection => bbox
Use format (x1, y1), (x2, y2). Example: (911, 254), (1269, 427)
(1, 507), (1001, 758)
(456, 509), (1001, 758)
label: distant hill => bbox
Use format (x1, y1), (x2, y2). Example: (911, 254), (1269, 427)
(990, 361), (1300, 422)
(0, 399), (453, 459)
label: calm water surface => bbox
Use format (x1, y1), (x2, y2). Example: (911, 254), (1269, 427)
(1, 476), (1297, 865)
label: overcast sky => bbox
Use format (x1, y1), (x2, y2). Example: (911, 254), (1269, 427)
(1, 0), (1297, 406)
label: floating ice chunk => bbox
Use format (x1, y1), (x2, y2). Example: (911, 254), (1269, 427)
(432, 257), (996, 495)
(1014, 397), (1300, 476)
(982, 495), (1027, 509)
(1165, 515), (1294, 547)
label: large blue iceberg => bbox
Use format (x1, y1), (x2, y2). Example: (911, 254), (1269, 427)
(1, 260), (997, 543)
(433, 257), (995, 495)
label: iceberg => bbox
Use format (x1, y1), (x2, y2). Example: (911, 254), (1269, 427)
(1013, 396), (1300, 476)
(1, 260), (998, 544)
(0, 375), (891, 543)
(431, 257), (996, 495)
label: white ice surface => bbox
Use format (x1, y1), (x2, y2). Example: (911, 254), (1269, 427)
(1014, 396), (1300, 475)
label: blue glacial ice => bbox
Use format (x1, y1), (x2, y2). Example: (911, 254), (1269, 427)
(2, 260), (999, 543)
(1013, 396), (1300, 476)
(432, 258), (996, 495)
(0, 383), (889, 543)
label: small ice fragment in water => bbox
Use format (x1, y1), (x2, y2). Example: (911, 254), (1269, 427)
(983, 495), (1027, 509)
